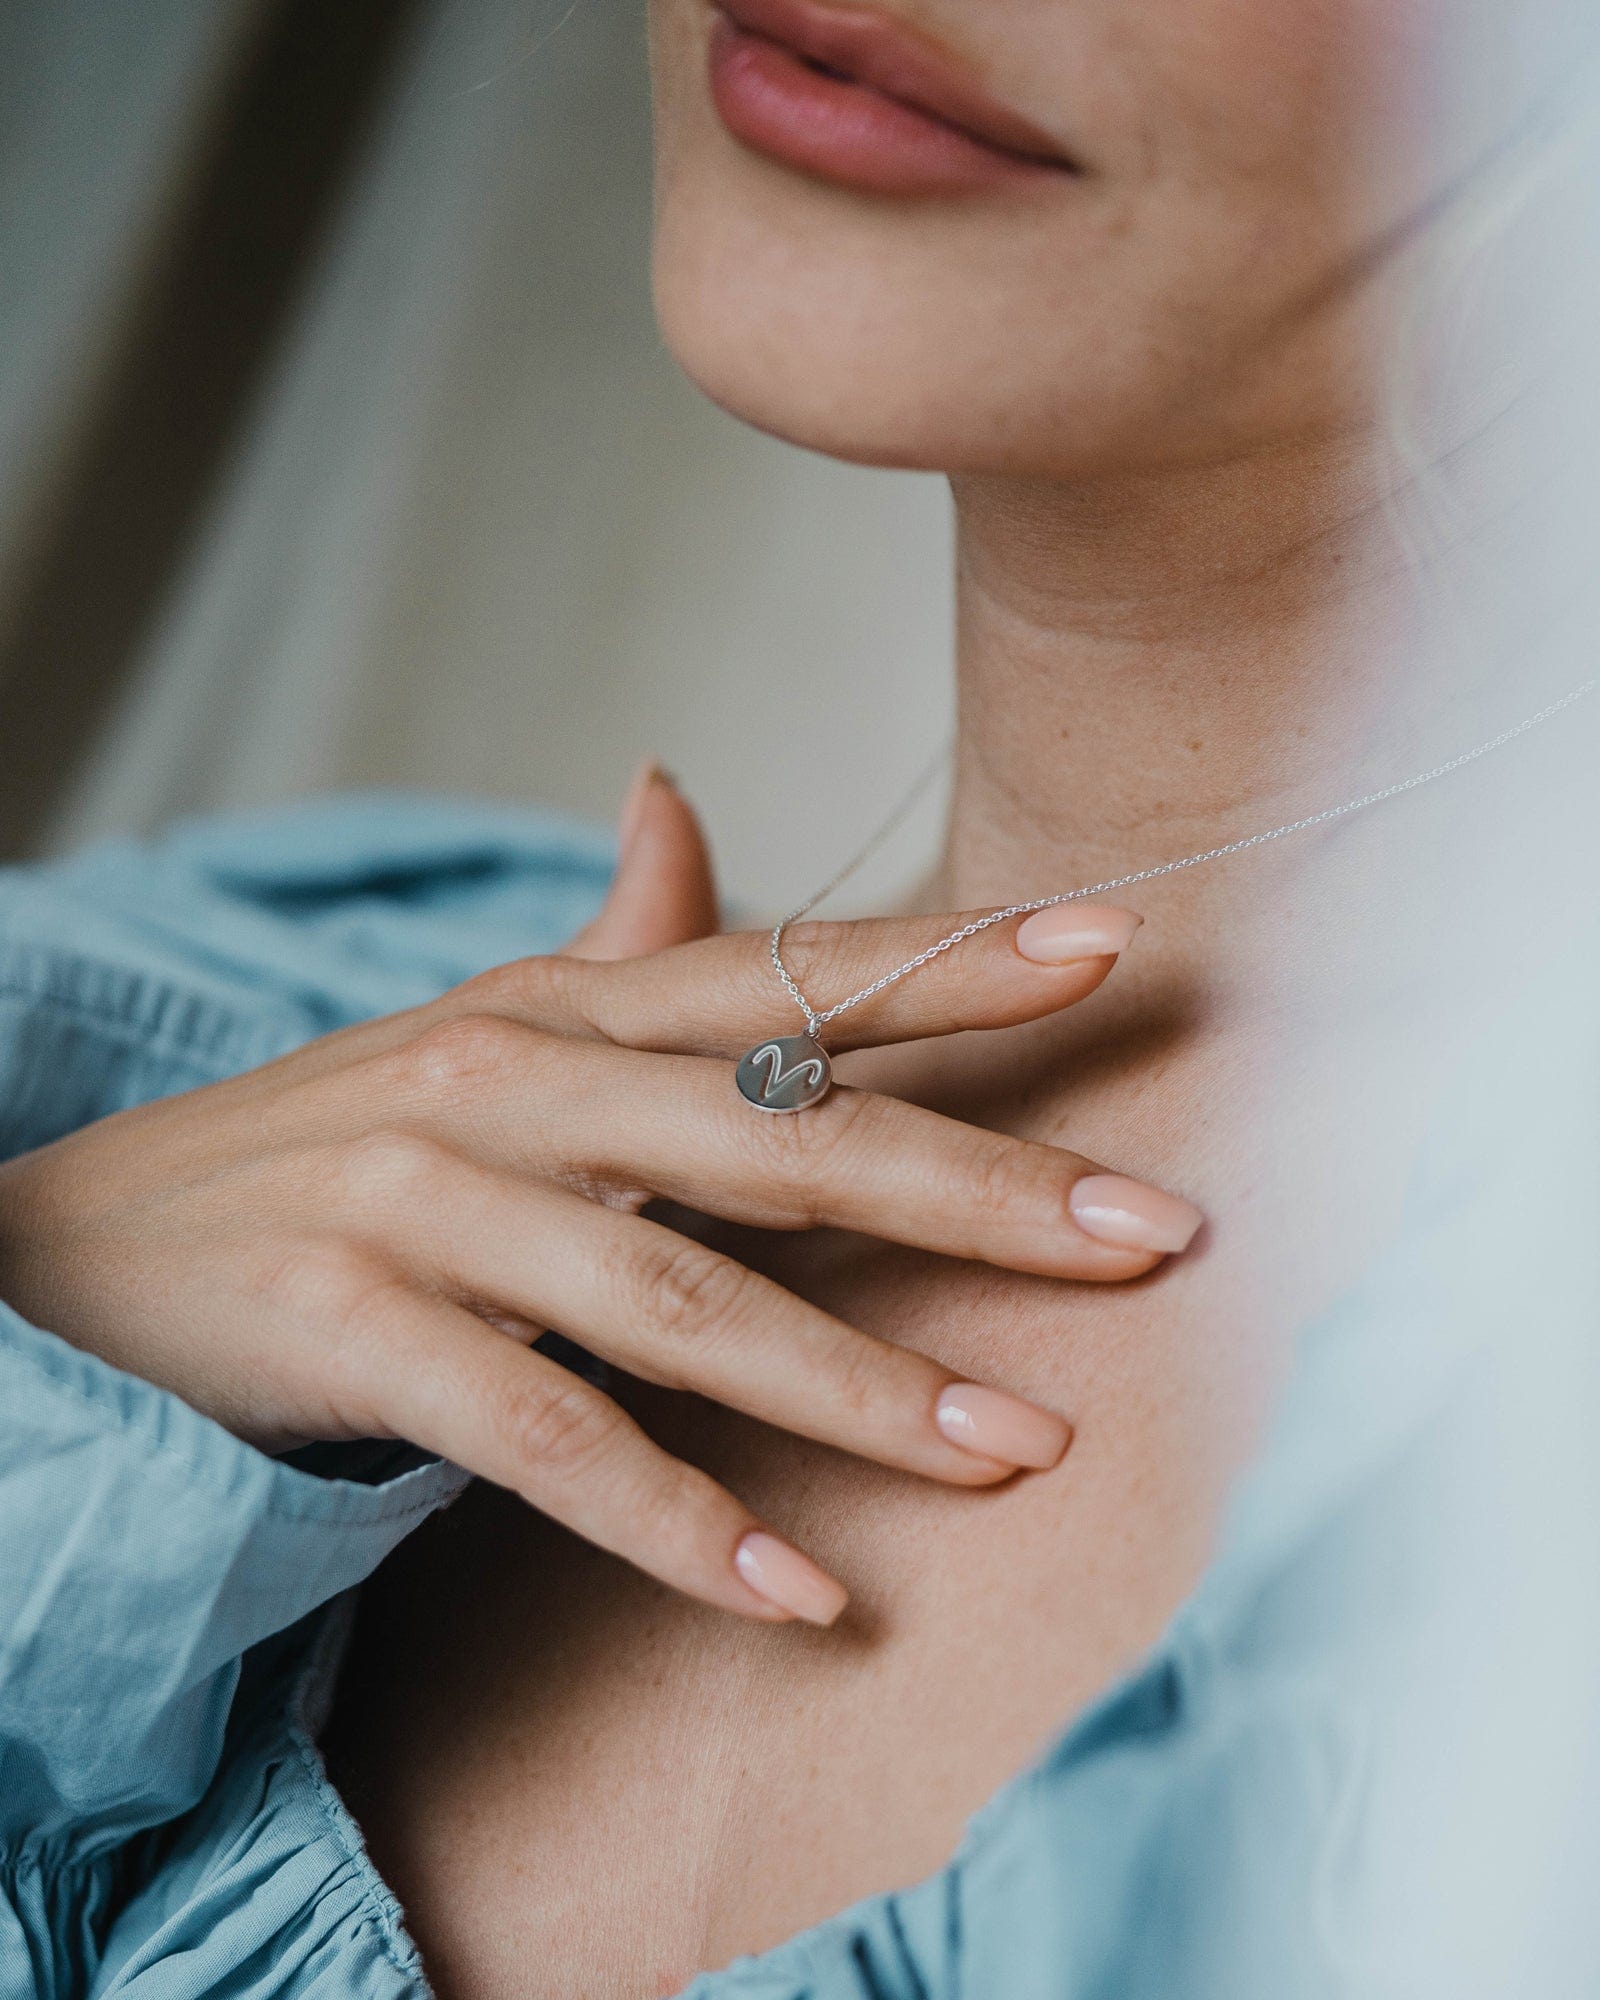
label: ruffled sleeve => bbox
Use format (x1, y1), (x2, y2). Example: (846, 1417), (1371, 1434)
(0, 1299), (466, 1992)
(0, 1303), (464, 1856)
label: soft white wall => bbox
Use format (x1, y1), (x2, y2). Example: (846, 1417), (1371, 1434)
(35, 0), (954, 919)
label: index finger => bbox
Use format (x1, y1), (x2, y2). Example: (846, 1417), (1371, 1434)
(490, 902), (1142, 1056)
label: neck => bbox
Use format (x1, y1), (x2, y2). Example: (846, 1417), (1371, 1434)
(939, 432), (1447, 913)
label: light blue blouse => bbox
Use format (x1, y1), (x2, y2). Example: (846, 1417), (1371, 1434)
(0, 796), (1482, 2000)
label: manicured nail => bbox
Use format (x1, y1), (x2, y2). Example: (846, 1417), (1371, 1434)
(1015, 904), (1143, 964)
(735, 1531), (849, 1626)
(936, 1384), (1072, 1470)
(617, 759), (675, 858)
(1069, 1173), (1203, 1255)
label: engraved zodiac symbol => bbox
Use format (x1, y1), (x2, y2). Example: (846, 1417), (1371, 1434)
(748, 1042), (826, 1100)
(735, 1034), (833, 1113)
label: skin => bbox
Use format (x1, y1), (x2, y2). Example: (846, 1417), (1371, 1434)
(6, 1), (1592, 1996)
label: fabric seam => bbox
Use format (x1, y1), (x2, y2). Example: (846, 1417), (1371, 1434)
(285, 1604), (435, 1990)
(287, 1728), (429, 1987)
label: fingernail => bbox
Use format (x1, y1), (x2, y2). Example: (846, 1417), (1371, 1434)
(617, 759), (675, 858)
(1069, 1173), (1204, 1255)
(936, 1384), (1072, 1470)
(1015, 905), (1142, 965)
(734, 1531), (849, 1627)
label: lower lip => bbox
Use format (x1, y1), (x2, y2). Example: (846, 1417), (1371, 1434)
(707, 14), (1060, 197)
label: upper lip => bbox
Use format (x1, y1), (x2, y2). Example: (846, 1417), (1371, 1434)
(713, 0), (1078, 169)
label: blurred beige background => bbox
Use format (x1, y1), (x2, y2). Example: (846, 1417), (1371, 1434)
(0, 0), (952, 917)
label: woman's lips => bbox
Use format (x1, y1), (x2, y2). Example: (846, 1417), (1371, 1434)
(707, 0), (1078, 198)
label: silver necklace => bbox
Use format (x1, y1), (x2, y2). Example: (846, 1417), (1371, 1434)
(733, 676), (1598, 1112)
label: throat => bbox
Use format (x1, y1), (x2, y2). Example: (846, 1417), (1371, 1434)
(940, 439), (1435, 918)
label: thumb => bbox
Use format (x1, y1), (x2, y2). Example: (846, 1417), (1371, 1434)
(566, 761), (721, 961)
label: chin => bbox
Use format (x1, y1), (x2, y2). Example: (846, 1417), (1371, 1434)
(649, 152), (1318, 484)
(654, 205), (1370, 487)
(652, 192), (1125, 479)
(654, 264), (941, 473)
(654, 204), (982, 473)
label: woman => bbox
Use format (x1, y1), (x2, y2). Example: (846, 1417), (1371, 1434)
(1, 2), (1594, 1997)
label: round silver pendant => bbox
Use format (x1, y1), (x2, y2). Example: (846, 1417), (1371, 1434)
(735, 1033), (833, 1114)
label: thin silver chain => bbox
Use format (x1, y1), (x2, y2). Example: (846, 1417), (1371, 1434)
(770, 677), (1598, 1040)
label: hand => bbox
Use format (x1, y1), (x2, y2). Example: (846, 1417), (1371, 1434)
(0, 767), (1201, 1626)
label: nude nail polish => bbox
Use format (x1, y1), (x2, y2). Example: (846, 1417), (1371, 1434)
(734, 1531), (849, 1626)
(1014, 905), (1143, 964)
(936, 1384), (1072, 1470)
(617, 759), (675, 857)
(1069, 1173), (1204, 1255)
